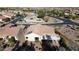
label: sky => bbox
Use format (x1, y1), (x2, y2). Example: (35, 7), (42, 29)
(0, 0), (79, 7)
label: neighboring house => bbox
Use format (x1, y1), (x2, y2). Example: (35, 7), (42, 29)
(0, 24), (25, 43)
(71, 19), (79, 24)
(56, 25), (79, 50)
(25, 12), (38, 16)
(24, 16), (45, 23)
(70, 19), (79, 29)
(44, 16), (63, 23)
(0, 11), (16, 18)
(16, 12), (45, 24)
(0, 15), (7, 22)
(24, 12), (44, 23)
(3, 12), (16, 18)
(24, 24), (60, 46)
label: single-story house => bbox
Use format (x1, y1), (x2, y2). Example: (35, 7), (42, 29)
(24, 15), (45, 23)
(71, 19), (79, 24)
(0, 15), (7, 22)
(56, 25), (79, 50)
(24, 24), (60, 46)
(0, 11), (16, 18)
(24, 12), (44, 23)
(3, 12), (16, 18)
(0, 24), (25, 42)
(25, 12), (38, 16)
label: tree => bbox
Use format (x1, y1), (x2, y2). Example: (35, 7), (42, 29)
(8, 37), (16, 47)
(75, 14), (79, 19)
(43, 16), (49, 22)
(37, 10), (46, 18)
(71, 14), (76, 19)
(50, 9), (60, 16)
(68, 13), (77, 19)
(46, 10), (51, 16)
(16, 12), (21, 16)
(76, 26), (79, 29)
(58, 10), (64, 17)
(8, 37), (15, 42)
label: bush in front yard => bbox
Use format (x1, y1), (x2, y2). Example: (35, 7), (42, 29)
(8, 37), (16, 47)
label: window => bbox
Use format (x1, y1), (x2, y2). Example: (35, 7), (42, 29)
(35, 37), (39, 41)
(30, 18), (33, 20)
(0, 38), (3, 40)
(76, 36), (79, 38)
(26, 37), (28, 39)
(75, 40), (79, 42)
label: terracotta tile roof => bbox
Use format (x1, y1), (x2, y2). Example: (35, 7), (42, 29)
(56, 25), (79, 44)
(24, 24), (55, 35)
(0, 24), (23, 37)
(3, 12), (15, 17)
(72, 19), (79, 24)
(0, 11), (15, 18)
(25, 12), (38, 17)
(0, 15), (6, 19)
